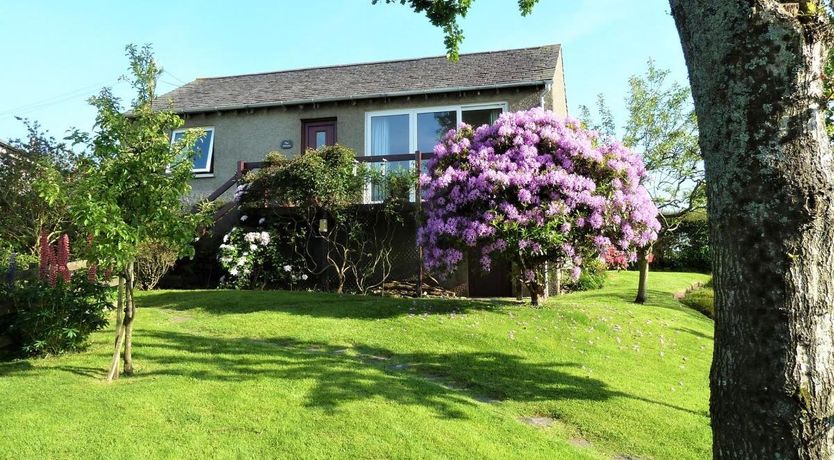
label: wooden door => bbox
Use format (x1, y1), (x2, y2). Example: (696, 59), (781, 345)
(302, 119), (336, 151)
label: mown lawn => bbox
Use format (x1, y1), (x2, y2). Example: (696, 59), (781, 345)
(0, 271), (712, 459)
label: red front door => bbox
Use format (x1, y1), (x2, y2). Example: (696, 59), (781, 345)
(302, 119), (336, 151)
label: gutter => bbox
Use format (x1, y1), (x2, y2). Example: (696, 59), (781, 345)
(172, 80), (553, 115)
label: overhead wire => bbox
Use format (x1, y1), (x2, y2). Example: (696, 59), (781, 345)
(0, 78), (120, 117)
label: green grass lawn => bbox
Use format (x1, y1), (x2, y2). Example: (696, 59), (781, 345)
(0, 271), (712, 459)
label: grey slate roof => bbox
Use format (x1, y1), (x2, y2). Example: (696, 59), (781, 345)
(156, 44), (561, 114)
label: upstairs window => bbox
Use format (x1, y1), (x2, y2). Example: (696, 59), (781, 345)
(171, 127), (215, 174)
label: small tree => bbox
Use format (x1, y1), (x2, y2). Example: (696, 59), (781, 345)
(623, 61), (704, 303)
(581, 61), (704, 303)
(45, 44), (208, 381)
(419, 108), (660, 306)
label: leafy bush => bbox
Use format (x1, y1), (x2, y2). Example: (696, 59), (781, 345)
(218, 224), (311, 290)
(243, 146), (366, 209)
(0, 271), (113, 357)
(564, 259), (607, 292)
(136, 241), (179, 290)
(0, 120), (78, 258)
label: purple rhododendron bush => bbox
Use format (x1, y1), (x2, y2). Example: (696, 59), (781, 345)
(418, 108), (661, 305)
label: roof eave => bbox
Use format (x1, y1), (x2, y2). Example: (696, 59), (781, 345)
(172, 80), (553, 115)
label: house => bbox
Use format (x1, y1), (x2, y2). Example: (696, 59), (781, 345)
(157, 44), (568, 201)
(158, 44), (568, 296)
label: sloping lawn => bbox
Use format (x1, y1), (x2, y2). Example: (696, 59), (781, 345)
(0, 271), (712, 459)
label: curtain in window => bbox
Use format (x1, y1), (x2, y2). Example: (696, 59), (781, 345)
(369, 115), (408, 201)
(371, 116), (389, 156)
(370, 114), (408, 155)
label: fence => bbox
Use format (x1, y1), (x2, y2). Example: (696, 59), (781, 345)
(205, 151), (434, 296)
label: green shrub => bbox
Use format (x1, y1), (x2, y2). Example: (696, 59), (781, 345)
(136, 241), (179, 290)
(0, 271), (113, 357)
(564, 259), (607, 292)
(680, 281), (714, 318)
(218, 224), (312, 290)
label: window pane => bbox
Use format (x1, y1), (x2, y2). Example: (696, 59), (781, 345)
(417, 111), (456, 153)
(192, 131), (213, 171)
(462, 108), (502, 128)
(315, 130), (327, 148)
(370, 114), (409, 155)
(172, 129), (213, 172)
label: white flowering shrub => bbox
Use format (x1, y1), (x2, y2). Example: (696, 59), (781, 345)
(217, 224), (310, 290)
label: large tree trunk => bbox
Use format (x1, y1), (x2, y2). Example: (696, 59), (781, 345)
(670, 1), (834, 458)
(635, 247), (649, 304)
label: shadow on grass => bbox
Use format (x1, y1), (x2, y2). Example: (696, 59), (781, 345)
(0, 330), (706, 419)
(137, 290), (517, 319)
(0, 359), (33, 376)
(674, 326), (714, 341)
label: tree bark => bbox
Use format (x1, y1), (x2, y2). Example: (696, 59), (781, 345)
(529, 283), (539, 307)
(670, 1), (834, 457)
(123, 262), (135, 375)
(106, 276), (125, 382)
(635, 247), (649, 304)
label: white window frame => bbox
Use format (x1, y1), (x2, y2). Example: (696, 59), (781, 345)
(171, 126), (215, 175)
(363, 102), (507, 203)
(363, 102), (508, 157)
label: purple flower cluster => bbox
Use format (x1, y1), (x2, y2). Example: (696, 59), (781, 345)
(417, 108), (660, 277)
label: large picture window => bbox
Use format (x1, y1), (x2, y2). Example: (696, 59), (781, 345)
(171, 127), (215, 174)
(364, 103), (506, 202)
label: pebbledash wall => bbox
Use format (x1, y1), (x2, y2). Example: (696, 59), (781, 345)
(180, 84), (567, 199)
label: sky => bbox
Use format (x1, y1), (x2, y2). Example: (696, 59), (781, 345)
(0, 0), (689, 143)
